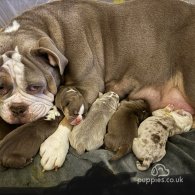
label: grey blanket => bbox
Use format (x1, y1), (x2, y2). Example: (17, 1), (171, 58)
(0, 129), (195, 187)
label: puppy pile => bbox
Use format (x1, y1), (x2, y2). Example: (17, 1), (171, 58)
(40, 91), (119, 171)
(132, 105), (193, 171)
(69, 91), (119, 155)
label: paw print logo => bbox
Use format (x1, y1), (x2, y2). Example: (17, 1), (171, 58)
(151, 164), (170, 177)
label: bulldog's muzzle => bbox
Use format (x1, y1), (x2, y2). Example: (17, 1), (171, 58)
(10, 103), (28, 117)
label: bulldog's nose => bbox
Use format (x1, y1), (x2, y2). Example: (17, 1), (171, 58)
(10, 103), (28, 116)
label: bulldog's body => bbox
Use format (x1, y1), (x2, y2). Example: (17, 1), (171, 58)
(0, 0), (195, 168)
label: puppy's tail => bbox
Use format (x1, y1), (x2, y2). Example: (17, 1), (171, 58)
(136, 159), (151, 171)
(110, 144), (131, 161)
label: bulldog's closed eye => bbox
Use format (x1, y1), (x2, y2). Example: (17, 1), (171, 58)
(0, 81), (12, 96)
(0, 84), (6, 95)
(27, 84), (45, 95)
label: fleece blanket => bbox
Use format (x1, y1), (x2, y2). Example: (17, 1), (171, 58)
(0, 129), (195, 187)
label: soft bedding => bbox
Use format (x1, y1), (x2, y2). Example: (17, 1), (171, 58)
(0, 129), (195, 187)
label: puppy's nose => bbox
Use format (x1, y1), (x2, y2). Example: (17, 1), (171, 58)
(10, 103), (28, 116)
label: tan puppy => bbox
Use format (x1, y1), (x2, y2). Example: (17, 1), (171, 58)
(69, 92), (119, 155)
(104, 99), (150, 160)
(132, 105), (193, 171)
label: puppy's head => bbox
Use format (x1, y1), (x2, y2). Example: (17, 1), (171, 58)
(97, 91), (119, 110)
(170, 109), (193, 132)
(56, 87), (88, 126)
(152, 104), (174, 117)
(152, 105), (193, 132)
(0, 37), (68, 124)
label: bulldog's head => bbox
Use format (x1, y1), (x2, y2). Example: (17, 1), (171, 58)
(0, 37), (68, 124)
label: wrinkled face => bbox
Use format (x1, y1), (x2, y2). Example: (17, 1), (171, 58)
(0, 50), (56, 124)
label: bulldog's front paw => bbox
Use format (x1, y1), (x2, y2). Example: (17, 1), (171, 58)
(40, 117), (71, 171)
(40, 136), (69, 171)
(55, 87), (88, 125)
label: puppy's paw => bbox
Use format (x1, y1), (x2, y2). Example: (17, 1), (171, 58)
(69, 125), (104, 155)
(104, 133), (132, 160)
(40, 128), (70, 171)
(68, 129), (89, 155)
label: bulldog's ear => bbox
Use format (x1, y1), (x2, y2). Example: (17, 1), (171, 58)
(32, 37), (68, 75)
(0, 34), (12, 56)
(0, 53), (8, 67)
(0, 54), (9, 67)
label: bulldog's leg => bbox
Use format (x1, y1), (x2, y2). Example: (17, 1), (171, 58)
(40, 117), (72, 171)
(0, 111), (63, 168)
(105, 100), (150, 160)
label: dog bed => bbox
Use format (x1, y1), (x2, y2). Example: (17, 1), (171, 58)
(0, 129), (195, 188)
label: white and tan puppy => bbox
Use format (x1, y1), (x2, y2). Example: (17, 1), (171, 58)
(69, 92), (119, 155)
(132, 105), (193, 171)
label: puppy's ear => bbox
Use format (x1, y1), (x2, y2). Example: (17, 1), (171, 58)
(0, 52), (12, 67)
(0, 34), (12, 55)
(32, 37), (68, 75)
(0, 55), (3, 66)
(98, 92), (103, 98)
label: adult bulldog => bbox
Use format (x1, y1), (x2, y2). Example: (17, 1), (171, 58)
(0, 0), (195, 169)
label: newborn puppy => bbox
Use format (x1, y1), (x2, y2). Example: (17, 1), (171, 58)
(132, 105), (193, 171)
(104, 99), (150, 160)
(55, 86), (88, 125)
(69, 92), (119, 155)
